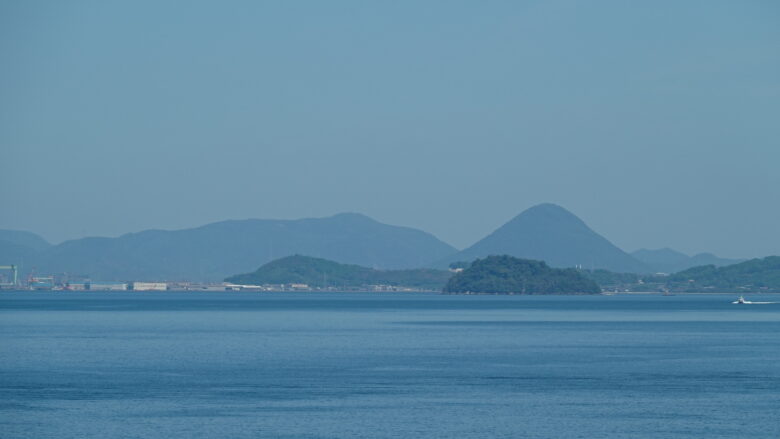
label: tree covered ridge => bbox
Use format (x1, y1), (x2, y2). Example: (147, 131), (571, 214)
(443, 255), (602, 294)
(225, 255), (451, 290)
(667, 256), (780, 291)
(578, 256), (780, 293)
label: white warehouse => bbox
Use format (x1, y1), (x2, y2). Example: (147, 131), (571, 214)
(132, 282), (167, 291)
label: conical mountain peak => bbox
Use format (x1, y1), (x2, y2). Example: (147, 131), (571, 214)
(520, 203), (577, 216)
(446, 204), (647, 273)
(505, 203), (589, 229)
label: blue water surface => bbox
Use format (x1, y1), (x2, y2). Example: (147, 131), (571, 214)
(1, 292), (779, 438)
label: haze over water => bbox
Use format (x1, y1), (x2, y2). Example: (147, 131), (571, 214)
(3, 1), (779, 258)
(2, 292), (779, 439)
(3, 2), (779, 439)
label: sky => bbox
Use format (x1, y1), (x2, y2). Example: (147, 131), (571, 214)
(1, 0), (779, 259)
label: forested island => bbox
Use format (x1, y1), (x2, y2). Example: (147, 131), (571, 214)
(665, 256), (780, 292)
(443, 255), (602, 294)
(225, 255), (451, 290)
(223, 254), (780, 295)
(585, 256), (780, 293)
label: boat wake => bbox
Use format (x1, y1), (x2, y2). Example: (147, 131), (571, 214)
(732, 296), (777, 305)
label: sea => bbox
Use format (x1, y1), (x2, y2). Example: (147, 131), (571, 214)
(1, 292), (779, 439)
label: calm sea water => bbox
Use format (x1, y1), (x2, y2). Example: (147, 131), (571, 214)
(1, 292), (779, 439)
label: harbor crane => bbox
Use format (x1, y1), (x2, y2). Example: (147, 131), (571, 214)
(0, 265), (19, 287)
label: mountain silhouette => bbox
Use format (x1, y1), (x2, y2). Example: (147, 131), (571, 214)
(0, 229), (51, 252)
(443, 203), (647, 273)
(631, 247), (744, 273)
(14, 213), (455, 282)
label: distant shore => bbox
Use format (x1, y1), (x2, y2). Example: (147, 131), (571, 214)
(602, 291), (780, 295)
(5, 289), (778, 296)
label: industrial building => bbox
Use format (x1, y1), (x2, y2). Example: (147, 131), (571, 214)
(90, 281), (129, 291)
(29, 276), (55, 290)
(132, 282), (167, 291)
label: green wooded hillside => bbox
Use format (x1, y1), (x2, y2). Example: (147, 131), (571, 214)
(225, 255), (452, 290)
(667, 256), (780, 292)
(443, 255), (602, 294)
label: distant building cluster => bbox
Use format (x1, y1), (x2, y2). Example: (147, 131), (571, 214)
(0, 267), (429, 293)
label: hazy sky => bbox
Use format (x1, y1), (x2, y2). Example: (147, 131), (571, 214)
(2, 0), (778, 258)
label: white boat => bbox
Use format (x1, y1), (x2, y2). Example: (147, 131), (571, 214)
(732, 296), (776, 305)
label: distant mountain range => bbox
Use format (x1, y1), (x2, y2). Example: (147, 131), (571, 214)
(440, 203), (648, 273)
(630, 248), (744, 274)
(0, 229), (52, 252)
(0, 204), (753, 282)
(0, 230), (52, 276)
(0, 214), (456, 282)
